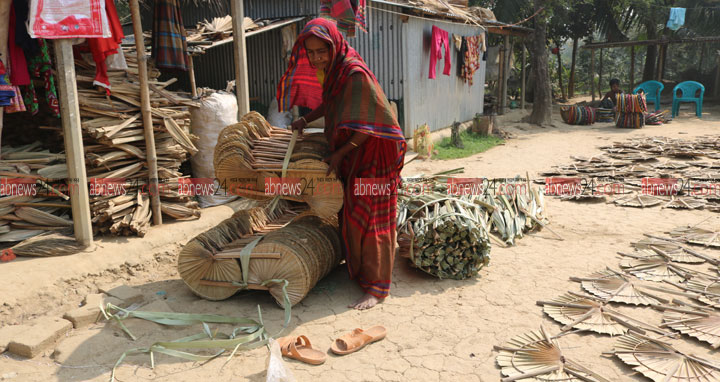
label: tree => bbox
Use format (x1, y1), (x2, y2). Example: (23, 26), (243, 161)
(565, 1), (595, 98)
(523, 0), (553, 126)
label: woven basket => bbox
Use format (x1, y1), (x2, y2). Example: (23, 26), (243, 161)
(560, 107), (571, 123)
(177, 202), (342, 306)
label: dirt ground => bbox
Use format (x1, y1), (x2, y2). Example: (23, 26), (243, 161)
(1, 102), (720, 382)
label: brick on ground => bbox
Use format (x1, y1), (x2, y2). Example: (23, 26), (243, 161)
(63, 294), (125, 329)
(0, 325), (29, 353)
(7, 317), (72, 358)
(98, 285), (144, 305)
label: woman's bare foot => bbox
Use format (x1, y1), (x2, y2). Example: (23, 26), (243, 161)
(349, 293), (380, 310)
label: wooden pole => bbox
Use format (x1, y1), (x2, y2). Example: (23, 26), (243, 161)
(129, 0), (162, 225)
(502, 35), (510, 113)
(53, 40), (93, 247)
(0, 0), (8, 159)
(714, 51), (720, 98)
(590, 49), (595, 102)
(521, 44), (526, 110)
(497, 39), (505, 115)
(630, 45), (635, 91)
(231, 0), (250, 118)
(656, 44), (663, 81)
(598, 48), (603, 99)
(188, 55), (198, 98)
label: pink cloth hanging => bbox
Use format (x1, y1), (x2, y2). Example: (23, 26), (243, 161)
(9, 4), (31, 86)
(429, 25), (451, 79)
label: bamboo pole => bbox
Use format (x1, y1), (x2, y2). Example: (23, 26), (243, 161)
(129, 0), (162, 225)
(231, 0), (250, 118)
(521, 44), (526, 110)
(590, 49), (595, 102)
(188, 55), (198, 98)
(53, 40), (94, 247)
(502, 35), (510, 113)
(598, 48), (603, 99)
(497, 39), (505, 115)
(630, 45), (635, 91)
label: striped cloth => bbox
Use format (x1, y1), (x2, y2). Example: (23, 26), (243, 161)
(152, 0), (188, 71)
(320, 0), (367, 37)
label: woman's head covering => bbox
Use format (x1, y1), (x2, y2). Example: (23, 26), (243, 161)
(277, 18), (371, 112)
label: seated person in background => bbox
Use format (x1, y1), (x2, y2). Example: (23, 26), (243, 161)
(600, 78), (623, 109)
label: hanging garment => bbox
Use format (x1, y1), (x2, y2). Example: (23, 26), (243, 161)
(452, 34), (463, 51)
(153, 0), (189, 71)
(456, 36), (467, 77)
(25, 39), (60, 117)
(13, 0), (39, 56)
(281, 24), (297, 63)
(320, 0), (367, 37)
(87, 0), (125, 90)
(667, 8), (686, 31)
(461, 35), (481, 86)
(9, 4), (30, 86)
(479, 32), (487, 52)
(0, 60), (16, 107)
(429, 25), (451, 79)
(106, 45), (128, 70)
(6, 86), (26, 113)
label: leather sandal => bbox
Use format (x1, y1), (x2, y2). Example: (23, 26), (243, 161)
(330, 325), (387, 355)
(276, 335), (326, 365)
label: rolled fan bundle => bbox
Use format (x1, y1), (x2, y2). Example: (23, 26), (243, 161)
(560, 106), (596, 125)
(595, 108), (615, 122)
(645, 110), (671, 125)
(616, 94), (647, 129)
(214, 112), (343, 218)
(177, 201), (343, 306)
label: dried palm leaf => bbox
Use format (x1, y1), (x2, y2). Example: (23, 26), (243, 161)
(0, 229), (46, 242)
(494, 328), (611, 382)
(609, 332), (720, 382)
(685, 278), (720, 309)
(632, 238), (707, 264)
(669, 226), (720, 248)
(14, 207), (73, 227)
(571, 269), (667, 305)
(11, 230), (81, 257)
(657, 303), (720, 349)
(655, 161), (691, 170)
(663, 196), (707, 210)
(619, 251), (697, 283)
(37, 164), (68, 180)
(614, 194), (665, 208)
(539, 293), (627, 335)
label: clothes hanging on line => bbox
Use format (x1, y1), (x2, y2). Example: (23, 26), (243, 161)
(153, 0), (189, 71)
(25, 39), (60, 117)
(320, 0), (367, 38)
(86, 0), (125, 90)
(461, 35), (481, 86)
(429, 25), (451, 79)
(9, 4), (30, 86)
(667, 7), (686, 31)
(5, 85), (26, 113)
(0, 60), (16, 107)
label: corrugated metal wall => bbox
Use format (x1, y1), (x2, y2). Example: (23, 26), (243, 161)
(403, 18), (486, 135)
(347, 2), (404, 100)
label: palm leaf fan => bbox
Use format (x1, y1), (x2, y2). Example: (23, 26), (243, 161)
(614, 194), (665, 208)
(14, 207), (73, 227)
(609, 332), (720, 382)
(668, 226), (720, 248)
(494, 328), (611, 382)
(658, 304), (720, 349)
(685, 278), (720, 309)
(10, 229), (81, 257)
(663, 197), (707, 210)
(538, 293), (627, 335)
(632, 238), (706, 264)
(571, 269), (667, 306)
(618, 251), (696, 283)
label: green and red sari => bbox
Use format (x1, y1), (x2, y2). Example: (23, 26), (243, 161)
(278, 18), (405, 298)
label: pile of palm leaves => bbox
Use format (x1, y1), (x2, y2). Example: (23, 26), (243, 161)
(396, 171), (550, 280)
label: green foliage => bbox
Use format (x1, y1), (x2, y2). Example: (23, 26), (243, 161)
(434, 131), (503, 160)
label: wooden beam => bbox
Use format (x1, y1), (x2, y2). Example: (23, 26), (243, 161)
(656, 45), (664, 82)
(187, 55), (198, 98)
(486, 26), (529, 37)
(53, 40), (93, 247)
(714, 52), (720, 98)
(630, 45), (635, 91)
(231, 0), (250, 117)
(497, 38), (505, 115)
(521, 44), (526, 110)
(582, 36), (720, 49)
(590, 49), (595, 102)
(129, 0), (162, 225)
(598, 48), (603, 100)
(502, 35), (510, 113)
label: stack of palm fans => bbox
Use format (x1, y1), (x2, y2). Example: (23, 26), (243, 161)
(560, 106), (596, 125)
(213, 112), (343, 218)
(177, 200), (343, 306)
(616, 94), (647, 129)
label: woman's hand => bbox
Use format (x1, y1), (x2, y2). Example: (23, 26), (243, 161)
(290, 117), (307, 135)
(324, 151), (343, 176)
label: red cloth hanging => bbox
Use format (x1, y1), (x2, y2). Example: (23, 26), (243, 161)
(8, 4), (31, 86)
(87, 0), (125, 90)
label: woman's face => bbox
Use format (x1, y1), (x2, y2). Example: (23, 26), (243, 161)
(304, 36), (331, 72)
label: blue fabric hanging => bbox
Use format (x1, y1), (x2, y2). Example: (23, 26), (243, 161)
(667, 8), (686, 31)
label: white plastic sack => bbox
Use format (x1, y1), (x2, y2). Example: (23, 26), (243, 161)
(190, 91), (239, 208)
(267, 99), (292, 129)
(266, 339), (296, 382)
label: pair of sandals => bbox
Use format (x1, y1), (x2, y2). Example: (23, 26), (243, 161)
(276, 325), (386, 365)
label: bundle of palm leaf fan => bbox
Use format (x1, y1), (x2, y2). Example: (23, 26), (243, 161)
(213, 112), (343, 218)
(494, 327), (611, 382)
(10, 229), (83, 257)
(668, 226), (720, 248)
(607, 332), (720, 381)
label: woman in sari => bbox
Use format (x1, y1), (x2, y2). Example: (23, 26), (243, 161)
(278, 18), (406, 310)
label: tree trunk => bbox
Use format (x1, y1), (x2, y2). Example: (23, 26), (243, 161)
(642, 21), (658, 82)
(556, 48), (566, 101)
(568, 37), (578, 99)
(524, 0), (552, 126)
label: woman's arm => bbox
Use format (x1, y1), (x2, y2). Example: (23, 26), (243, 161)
(325, 131), (370, 176)
(290, 104), (326, 133)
